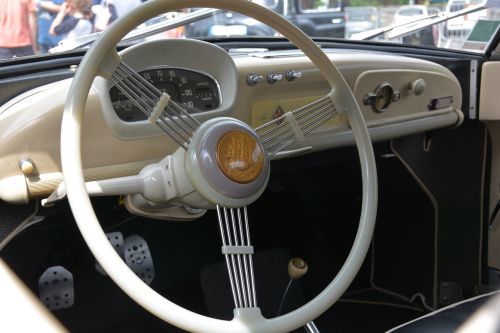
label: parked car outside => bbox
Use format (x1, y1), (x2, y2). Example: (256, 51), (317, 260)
(438, 0), (489, 49)
(185, 0), (279, 37)
(393, 5), (429, 25)
(185, 0), (346, 38)
(344, 6), (378, 39)
(393, 5), (435, 46)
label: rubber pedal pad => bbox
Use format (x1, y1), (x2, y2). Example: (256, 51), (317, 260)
(38, 266), (74, 311)
(123, 234), (155, 285)
(95, 231), (125, 275)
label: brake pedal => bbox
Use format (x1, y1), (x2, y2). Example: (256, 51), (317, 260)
(95, 231), (124, 275)
(38, 266), (74, 311)
(123, 234), (155, 285)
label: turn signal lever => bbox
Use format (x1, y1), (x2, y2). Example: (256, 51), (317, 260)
(277, 258), (320, 333)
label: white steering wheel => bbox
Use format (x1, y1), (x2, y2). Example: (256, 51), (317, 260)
(61, 0), (378, 332)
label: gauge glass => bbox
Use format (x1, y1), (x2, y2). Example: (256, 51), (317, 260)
(109, 68), (220, 122)
(374, 84), (394, 112)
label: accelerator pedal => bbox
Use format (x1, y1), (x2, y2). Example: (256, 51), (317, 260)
(95, 231), (125, 275)
(123, 235), (155, 285)
(38, 266), (74, 311)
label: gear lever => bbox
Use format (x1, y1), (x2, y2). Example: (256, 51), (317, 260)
(277, 258), (320, 333)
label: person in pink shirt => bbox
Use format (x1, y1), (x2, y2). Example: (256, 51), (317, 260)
(0, 0), (38, 60)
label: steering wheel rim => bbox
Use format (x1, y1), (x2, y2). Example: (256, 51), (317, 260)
(61, 0), (378, 332)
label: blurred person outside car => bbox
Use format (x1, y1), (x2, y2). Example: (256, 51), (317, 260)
(49, 0), (93, 40)
(111, 0), (142, 18)
(37, 0), (65, 53)
(92, 0), (118, 32)
(0, 0), (38, 60)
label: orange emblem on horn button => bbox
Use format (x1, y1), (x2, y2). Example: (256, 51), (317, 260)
(216, 131), (264, 184)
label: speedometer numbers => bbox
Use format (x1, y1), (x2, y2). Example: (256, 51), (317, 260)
(110, 68), (220, 122)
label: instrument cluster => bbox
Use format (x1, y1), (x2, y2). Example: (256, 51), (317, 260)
(109, 67), (221, 122)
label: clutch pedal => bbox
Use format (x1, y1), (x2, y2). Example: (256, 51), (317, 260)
(38, 266), (74, 311)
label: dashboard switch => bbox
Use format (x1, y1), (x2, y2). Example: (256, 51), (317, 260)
(409, 79), (426, 96)
(286, 70), (303, 81)
(247, 73), (264, 86)
(267, 73), (283, 84)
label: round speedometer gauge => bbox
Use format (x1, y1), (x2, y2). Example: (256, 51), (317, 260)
(109, 67), (221, 122)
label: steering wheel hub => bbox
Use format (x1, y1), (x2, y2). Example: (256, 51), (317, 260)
(216, 130), (265, 184)
(186, 118), (270, 207)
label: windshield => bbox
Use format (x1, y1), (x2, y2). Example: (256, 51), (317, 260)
(0, 0), (499, 62)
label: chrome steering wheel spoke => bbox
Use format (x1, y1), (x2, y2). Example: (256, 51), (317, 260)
(255, 95), (338, 157)
(110, 61), (200, 150)
(212, 96), (337, 310)
(216, 205), (257, 309)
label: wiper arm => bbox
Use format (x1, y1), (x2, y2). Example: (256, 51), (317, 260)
(387, 4), (489, 40)
(49, 8), (225, 53)
(351, 1), (492, 41)
(350, 14), (439, 40)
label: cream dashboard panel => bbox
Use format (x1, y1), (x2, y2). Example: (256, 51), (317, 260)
(231, 52), (461, 126)
(0, 40), (463, 203)
(232, 52), (462, 155)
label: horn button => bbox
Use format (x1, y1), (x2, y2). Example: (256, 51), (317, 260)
(186, 118), (270, 207)
(216, 131), (265, 184)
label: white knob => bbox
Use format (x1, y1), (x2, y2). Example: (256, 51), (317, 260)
(288, 257), (308, 279)
(409, 79), (426, 96)
(18, 159), (35, 176)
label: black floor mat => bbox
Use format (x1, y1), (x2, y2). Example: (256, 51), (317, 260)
(315, 288), (426, 333)
(201, 248), (306, 320)
(200, 249), (425, 333)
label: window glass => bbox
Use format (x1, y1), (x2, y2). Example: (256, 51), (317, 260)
(300, 0), (342, 11)
(254, 0), (279, 8)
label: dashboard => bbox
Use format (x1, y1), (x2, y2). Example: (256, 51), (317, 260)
(0, 39), (463, 203)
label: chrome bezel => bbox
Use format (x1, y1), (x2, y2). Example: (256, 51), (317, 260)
(185, 118), (270, 207)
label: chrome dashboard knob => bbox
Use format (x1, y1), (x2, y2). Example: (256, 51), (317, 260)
(286, 70), (303, 81)
(267, 72), (283, 84)
(247, 73), (264, 86)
